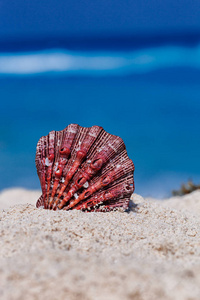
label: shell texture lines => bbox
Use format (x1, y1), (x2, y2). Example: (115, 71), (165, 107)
(35, 124), (135, 212)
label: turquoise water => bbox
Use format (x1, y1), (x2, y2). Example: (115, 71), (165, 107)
(0, 46), (200, 198)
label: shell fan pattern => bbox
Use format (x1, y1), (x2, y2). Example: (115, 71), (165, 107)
(36, 124), (135, 212)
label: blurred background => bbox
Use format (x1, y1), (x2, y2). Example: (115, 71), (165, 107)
(0, 0), (200, 198)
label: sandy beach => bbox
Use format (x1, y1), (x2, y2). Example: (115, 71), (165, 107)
(0, 188), (200, 300)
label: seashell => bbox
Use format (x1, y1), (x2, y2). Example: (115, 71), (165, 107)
(35, 124), (135, 212)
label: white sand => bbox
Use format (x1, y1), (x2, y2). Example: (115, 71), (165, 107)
(0, 188), (200, 300)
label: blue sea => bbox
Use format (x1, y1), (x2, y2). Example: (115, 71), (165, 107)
(0, 34), (200, 198)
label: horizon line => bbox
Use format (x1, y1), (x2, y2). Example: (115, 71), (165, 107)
(0, 29), (200, 52)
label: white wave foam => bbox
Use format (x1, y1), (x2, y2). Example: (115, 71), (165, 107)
(0, 45), (200, 75)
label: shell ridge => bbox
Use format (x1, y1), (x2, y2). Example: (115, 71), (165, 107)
(36, 194), (44, 208)
(59, 152), (134, 210)
(54, 126), (103, 208)
(46, 131), (56, 207)
(47, 130), (63, 208)
(74, 181), (133, 211)
(36, 136), (47, 207)
(63, 163), (128, 210)
(48, 124), (79, 208)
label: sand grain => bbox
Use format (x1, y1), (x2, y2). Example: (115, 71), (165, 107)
(0, 189), (200, 299)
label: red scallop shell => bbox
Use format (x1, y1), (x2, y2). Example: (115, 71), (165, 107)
(35, 124), (135, 211)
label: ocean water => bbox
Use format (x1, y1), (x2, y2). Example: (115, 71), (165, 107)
(0, 39), (200, 198)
